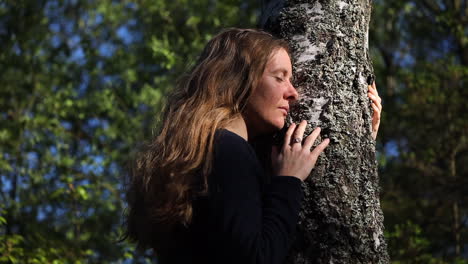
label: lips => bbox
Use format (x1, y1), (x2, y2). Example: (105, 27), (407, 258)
(279, 106), (289, 115)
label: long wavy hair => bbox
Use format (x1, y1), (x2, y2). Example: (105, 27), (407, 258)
(124, 28), (290, 251)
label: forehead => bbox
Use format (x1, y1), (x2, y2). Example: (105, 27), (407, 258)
(265, 48), (292, 73)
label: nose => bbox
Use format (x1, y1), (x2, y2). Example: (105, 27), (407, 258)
(285, 81), (299, 102)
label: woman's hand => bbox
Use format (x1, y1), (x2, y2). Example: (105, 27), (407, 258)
(367, 81), (382, 140)
(271, 120), (330, 181)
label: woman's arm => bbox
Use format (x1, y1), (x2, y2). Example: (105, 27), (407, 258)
(211, 131), (303, 264)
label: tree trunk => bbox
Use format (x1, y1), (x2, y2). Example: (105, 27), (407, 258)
(260, 0), (390, 263)
(449, 149), (461, 257)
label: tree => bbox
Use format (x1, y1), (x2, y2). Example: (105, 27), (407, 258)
(260, 0), (389, 263)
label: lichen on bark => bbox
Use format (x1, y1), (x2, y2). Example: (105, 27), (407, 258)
(261, 0), (390, 263)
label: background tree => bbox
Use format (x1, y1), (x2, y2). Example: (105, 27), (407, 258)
(261, 0), (389, 263)
(371, 0), (468, 262)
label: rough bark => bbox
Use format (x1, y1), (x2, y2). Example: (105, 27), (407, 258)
(260, 0), (390, 263)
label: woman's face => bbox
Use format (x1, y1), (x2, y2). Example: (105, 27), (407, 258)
(244, 48), (299, 136)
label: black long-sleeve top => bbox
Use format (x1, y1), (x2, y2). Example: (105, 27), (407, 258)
(158, 129), (303, 264)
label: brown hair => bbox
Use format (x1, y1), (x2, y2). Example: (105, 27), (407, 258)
(124, 28), (290, 251)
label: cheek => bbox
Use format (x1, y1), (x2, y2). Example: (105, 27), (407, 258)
(259, 85), (281, 106)
(250, 80), (283, 114)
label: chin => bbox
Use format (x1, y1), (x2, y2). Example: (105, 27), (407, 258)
(249, 116), (285, 136)
(269, 119), (285, 131)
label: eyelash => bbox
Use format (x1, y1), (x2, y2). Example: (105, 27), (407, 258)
(276, 77), (293, 83)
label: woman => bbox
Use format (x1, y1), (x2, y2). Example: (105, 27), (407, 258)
(124, 28), (382, 264)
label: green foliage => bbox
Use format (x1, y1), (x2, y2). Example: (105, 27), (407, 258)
(386, 221), (446, 264)
(0, 0), (258, 262)
(371, 0), (468, 262)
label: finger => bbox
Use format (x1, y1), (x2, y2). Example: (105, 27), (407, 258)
(368, 85), (379, 96)
(372, 103), (381, 121)
(368, 93), (382, 104)
(310, 138), (330, 162)
(372, 99), (382, 112)
(371, 102), (380, 114)
(377, 99), (383, 110)
(303, 127), (321, 151)
(376, 101), (382, 112)
(292, 120), (307, 143)
(373, 81), (377, 90)
(284, 123), (296, 149)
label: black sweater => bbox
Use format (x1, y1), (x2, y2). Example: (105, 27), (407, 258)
(159, 129), (303, 264)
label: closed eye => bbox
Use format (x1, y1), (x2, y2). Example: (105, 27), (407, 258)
(275, 76), (284, 82)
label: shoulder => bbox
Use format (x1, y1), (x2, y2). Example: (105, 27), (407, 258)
(212, 129), (262, 176)
(210, 129), (264, 194)
(214, 129), (256, 160)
